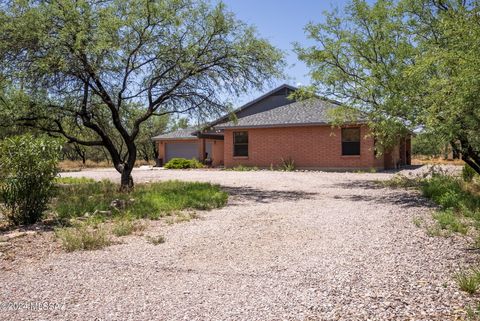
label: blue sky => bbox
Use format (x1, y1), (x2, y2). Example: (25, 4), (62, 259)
(217, 0), (351, 105)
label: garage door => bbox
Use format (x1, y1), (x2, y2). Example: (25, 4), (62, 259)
(165, 142), (198, 162)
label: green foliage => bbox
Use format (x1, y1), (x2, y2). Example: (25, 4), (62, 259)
(463, 164), (477, 183)
(465, 303), (480, 321)
(55, 223), (111, 252)
(380, 175), (421, 189)
(0, 0), (284, 189)
(54, 180), (119, 220)
(112, 217), (146, 237)
(164, 158), (204, 169)
(420, 176), (479, 210)
(225, 165), (259, 171)
(53, 179), (228, 221)
(455, 269), (480, 295)
(296, 0), (480, 173)
(385, 173), (480, 237)
(55, 177), (96, 184)
(280, 157), (296, 171)
(132, 181), (228, 219)
(0, 135), (61, 225)
(411, 132), (447, 158)
(433, 210), (468, 234)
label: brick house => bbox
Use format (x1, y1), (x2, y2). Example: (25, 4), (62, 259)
(152, 84), (411, 170)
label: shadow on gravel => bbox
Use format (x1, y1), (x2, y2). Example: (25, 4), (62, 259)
(332, 180), (435, 209)
(223, 186), (317, 204)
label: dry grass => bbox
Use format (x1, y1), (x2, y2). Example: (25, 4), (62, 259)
(58, 160), (155, 171)
(55, 223), (112, 252)
(412, 157), (464, 166)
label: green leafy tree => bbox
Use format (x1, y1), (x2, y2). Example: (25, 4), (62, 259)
(296, 0), (480, 173)
(411, 131), (448, 158)
(0, 135), (61, 225)
(0, 0), (284, 190)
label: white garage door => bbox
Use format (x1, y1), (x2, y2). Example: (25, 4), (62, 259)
(165, 142), (198, 162)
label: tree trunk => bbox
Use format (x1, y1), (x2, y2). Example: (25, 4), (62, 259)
(120, 165), (134, 192)
(119, 143), (137, 192)
(463, 154), (480, 175)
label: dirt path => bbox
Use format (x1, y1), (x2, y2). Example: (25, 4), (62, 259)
(1, 168), (475, 320)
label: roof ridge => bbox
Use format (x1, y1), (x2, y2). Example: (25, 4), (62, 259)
(207, 84), (298, 127)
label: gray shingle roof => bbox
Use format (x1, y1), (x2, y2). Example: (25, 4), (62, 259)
(151, 127), (197, 140)
(215, 99), (341, 129)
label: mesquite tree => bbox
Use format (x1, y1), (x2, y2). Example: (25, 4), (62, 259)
(296, 0), (480, 173)
(0, 0), (284, 190)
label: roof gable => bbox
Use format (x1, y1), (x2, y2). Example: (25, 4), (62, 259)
(209, 84), (297, 127)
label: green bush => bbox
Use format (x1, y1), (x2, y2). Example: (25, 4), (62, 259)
(164, 158), (204, 169)
(421, 176), (463, 209)
(280, 157), (295, 171)
(463, 164), (477, 182)
(421, 175), (480, 211)
(0, 135), (61, 225)
(433, 210), (468, 234)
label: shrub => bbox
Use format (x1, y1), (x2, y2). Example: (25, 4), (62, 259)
(0, 135), (61, 225)
(455, 269), (480, 295)
(146, 234), (165, 245)
(164, 158), (204, 169)
(112, 217), (147, 237)
(55, 224), (111, 252)
(280, 157), (295, 171)
(421, 176), (463, 209)
(382, 175), (421, 189)
(421, 175), (480, 211)
(433, 210), (468, 234)
(463, 164), (477, 182)
(226, 165), (259, 171)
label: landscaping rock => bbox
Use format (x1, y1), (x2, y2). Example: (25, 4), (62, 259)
(3, 167), (473, 321)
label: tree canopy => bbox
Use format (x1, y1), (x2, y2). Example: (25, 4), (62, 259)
(296, 0), (480, 173)
(0, 0), (284, 189)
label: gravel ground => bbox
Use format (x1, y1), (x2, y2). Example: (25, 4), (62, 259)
(1, 166), (478, 320)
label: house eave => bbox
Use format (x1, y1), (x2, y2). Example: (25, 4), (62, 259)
(215, 121), (367, 130)
(151, 136), (198, 141)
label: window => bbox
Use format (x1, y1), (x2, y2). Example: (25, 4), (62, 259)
(233, 131), (248, 157)
(342, 128), (361, 156)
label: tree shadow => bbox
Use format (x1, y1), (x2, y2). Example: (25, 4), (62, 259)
(222, 186), (317, 204)
(332, 180), (436, 209)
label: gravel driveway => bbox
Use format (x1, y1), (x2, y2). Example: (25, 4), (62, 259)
(1, 167), (476, 320)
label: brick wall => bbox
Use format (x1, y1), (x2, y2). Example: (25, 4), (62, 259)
(208, 139), (224, 166)
(223, 125), (385, 169)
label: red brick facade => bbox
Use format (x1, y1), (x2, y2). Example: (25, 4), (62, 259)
(223, 125), (386, 169)
(157, 125), (409, 170)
